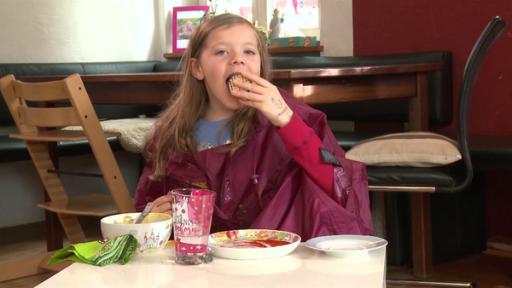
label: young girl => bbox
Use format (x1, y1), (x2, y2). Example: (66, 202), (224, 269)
(134, 13), (372, 239)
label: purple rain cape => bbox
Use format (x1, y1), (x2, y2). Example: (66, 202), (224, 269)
(135, 90), (373, 240)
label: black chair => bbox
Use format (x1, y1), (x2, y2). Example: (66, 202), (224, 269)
(349, 16), (507, 279)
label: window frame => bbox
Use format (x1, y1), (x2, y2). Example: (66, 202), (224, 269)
(200, 0), (320, 38)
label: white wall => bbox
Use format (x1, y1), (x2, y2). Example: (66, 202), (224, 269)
(321, 0), (353, 56)
(0, 0), (352, 63)
(0, 0), (166, 62)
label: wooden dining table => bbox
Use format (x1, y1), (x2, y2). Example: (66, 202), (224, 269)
(35, 243), (387, 288)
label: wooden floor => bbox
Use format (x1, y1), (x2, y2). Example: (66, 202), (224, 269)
(0, 273), (54, 288)
(387, 250), (512, 287)
(1, 239), (511, 288)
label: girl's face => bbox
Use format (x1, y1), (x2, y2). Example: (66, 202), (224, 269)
(191, 24), (261, 121)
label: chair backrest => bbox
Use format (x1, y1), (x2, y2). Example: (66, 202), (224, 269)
(440, 16), (507, 193)
(0, 73), (133, 212)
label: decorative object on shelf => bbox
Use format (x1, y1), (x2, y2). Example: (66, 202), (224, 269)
(254, 24), (269, 47)
(269, 8), (283, 39)
(207, 0), (217, 17)
(172, 5), (210, 53)
(269, 36), (319, 48)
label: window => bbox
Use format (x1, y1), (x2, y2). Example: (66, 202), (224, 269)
(268, 0), (319, 37)
(209, 0), (253, 21)
(205, 0), (320, 38)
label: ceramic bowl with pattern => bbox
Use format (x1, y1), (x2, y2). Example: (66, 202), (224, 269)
(101, 212), (172, 252)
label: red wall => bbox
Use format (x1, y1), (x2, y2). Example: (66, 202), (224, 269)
(353, 1), (512, 240)
(353, 0), (512, 136)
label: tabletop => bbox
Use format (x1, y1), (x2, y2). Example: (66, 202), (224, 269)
(36, 244), (386, 288)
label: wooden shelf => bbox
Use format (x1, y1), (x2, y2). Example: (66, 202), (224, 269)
(163, 52), (184, 59)
(269, 45), (323, 55)
(163, 45), (324, 59)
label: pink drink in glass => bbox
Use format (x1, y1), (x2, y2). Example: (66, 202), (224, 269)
(169, 188), (215, 265)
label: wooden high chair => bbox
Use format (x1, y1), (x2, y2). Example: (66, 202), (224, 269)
(0, 73), (134, 247)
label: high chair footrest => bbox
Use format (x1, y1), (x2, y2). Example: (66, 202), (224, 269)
(38, 194), (118, 217)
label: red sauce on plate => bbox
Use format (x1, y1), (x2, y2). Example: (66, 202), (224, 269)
(227, 239), (291, 248)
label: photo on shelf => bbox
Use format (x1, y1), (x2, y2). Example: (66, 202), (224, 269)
(172, 5), (210, 53)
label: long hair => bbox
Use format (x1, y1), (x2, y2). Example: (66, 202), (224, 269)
(148, 13), (272, 180)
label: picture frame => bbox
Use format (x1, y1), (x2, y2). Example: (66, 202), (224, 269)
(172, 5), (210, 53)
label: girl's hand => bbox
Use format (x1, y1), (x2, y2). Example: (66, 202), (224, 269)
(230, 71), (293, 127)
(150, 194), (173, 214)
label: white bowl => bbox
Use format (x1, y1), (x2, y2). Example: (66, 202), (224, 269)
(101, 212), (172, 252)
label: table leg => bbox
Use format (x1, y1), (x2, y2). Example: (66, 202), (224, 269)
(410, 193), (433, 277)
(372, 192), (387, 238)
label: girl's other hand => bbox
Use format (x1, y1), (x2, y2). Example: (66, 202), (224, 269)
(150, 194), (173, 215)
(230, 71), (293, 127)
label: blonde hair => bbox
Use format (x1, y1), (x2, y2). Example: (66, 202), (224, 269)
(148, 13), (272, 180)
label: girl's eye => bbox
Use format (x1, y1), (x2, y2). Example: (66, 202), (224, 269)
(244, 50), (257, 55)
(215, 50), (228, 56)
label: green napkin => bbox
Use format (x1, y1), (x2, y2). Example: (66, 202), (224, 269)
(48, 234), (138, 266)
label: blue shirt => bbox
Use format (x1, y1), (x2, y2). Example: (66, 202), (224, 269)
(193, 117), (231, 151)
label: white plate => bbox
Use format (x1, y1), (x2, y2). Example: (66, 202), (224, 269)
(209, 229), (301, 260)
(305, 235), (387, 258)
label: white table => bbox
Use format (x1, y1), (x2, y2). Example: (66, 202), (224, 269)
(36, 244), (386, 288)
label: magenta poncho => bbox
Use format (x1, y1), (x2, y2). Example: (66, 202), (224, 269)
(135, 90), (373, 240)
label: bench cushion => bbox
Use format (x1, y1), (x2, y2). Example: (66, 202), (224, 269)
(63, 118), (156, 153)
(334, 131), (462, 188)
(346, 132), (461, 167)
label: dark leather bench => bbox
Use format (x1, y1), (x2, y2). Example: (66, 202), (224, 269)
(469, 135), (512, 171)
(1, 53), (453, 163)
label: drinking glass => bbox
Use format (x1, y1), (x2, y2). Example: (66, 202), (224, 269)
(169, 188), (216, 265)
